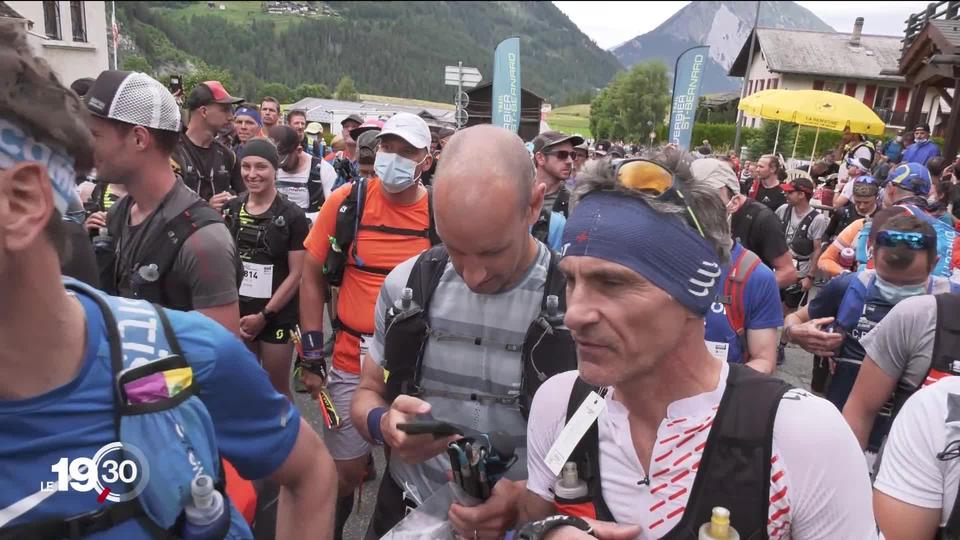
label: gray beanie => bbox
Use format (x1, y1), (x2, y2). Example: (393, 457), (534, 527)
(240, 137), (279, 169)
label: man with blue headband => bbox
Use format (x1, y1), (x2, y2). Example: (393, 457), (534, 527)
(516, 152), (876, 539)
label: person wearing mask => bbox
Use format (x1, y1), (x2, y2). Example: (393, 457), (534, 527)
(748, 154), (786, 211)
(270, 125), (336, 224)
(0, 23), (336, 538)
(819, 177), (881, 276)
(172, 80), (245, 210)
(350, 125), (578, 538)
(86, 70), (242, 337)
(299, 112), (440, 539)
(783, 214), (954, 455)
(775, 176), (828, 314)
(233, 105), (262, 152)
(515, 149), (876, 539)
(222, 138), (310, 399)
(532, 131), (583, 219)
(723, 174), (798, 288)
(693, 159), (782, 374)
(259, 96), (281, 134)
(902, 123), (941, 166)
(329, 114), (363, 190)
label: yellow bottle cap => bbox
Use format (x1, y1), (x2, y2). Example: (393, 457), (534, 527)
(710, 506), (731, 538)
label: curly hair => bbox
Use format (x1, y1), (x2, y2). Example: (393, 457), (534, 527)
(571, 147), (732, 264)
(0, 20), (94, 172)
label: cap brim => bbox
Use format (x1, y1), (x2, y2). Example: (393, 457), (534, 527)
(351, 126), (381, 138)
(781, 185), (797, 192)
(217, 97), (245, 105)
(542, 135), (585, 151)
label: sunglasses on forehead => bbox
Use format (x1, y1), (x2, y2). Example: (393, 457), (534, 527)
(875, 230), (936, 250)
(614, 158), (706, 238)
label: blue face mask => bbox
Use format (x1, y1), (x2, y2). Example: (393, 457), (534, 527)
(874, 275), (927, 304)
(375, 151), (424, 194)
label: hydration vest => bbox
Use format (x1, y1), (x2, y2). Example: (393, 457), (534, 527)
(855, 204), (957, 278)
(381, 244), (576, 419)
(531, 189), (570, 244)
(0, 278), (251, 540)
(713, 248), (763, 363)
(100, 196), (235, 312)
(323, 177), (440, 287)
(779, 207), (820, 260)
(304, 157), (329, 213)
(223, 193), (302, 263)
(556, 364), (791, 539)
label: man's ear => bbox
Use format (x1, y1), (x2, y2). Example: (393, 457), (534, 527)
(526, 181), (546, 226)
(2, 162), (55, 252)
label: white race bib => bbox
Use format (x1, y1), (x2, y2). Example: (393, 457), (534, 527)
(705, 340), (729, 362)
(240, 262), (273, 299)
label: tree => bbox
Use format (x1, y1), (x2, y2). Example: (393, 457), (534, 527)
(294, 83), (331, 101)
(259, 82), (294, 104)
(183, 63), (236, 97)
(334, 76), (358, 101)
(589, 61), (670, 142)
(121, 54), (153, 75)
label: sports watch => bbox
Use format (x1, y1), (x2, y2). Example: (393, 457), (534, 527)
(515, 515), (594, 539)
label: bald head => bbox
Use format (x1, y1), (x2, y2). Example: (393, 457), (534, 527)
(434, 125), (535, 213)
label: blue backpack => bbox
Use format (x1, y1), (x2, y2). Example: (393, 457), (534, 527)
(5, 278), (252, 539)
(855, 204), (957, 278)
(835, 270), (959, 333)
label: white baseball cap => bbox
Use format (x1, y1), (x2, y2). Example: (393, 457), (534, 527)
(377, 112), (431, 150)
(85, 70), (181, 132)
(690, 158), (740, 195)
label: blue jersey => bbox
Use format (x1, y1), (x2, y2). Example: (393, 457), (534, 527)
(704, 243), (783, 363)
(902, 140), (940, 165)
(0, 291), (301, 538)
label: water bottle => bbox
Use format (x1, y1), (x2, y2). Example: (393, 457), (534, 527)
(839, 247), (856, 269)
(182, 475), (228, 540)
(553, 462), (588, 500)
(92, 227), (112, 252)
(400, 287), (413, 311)
(698, 507), (740, 540)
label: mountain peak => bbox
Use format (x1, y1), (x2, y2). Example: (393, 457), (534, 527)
(611, 1), (834, 93)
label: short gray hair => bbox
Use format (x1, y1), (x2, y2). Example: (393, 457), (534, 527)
(572, 148), (732, 264)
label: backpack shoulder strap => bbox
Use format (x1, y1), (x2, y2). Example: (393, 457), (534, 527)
(554, 188), (571, 217)
(542, 247), (567, 312)
(222, 193), (248, 235)
(139, 199), (224, 276)
(531, 206), (552, 243)
(564, 378), (615, 522)
(797, 208), (819, 234)
(404, 244), (450, 314)
(426, 186), (441, 246)
(779, 206), (791, 231)
(722, 249), (762, 334)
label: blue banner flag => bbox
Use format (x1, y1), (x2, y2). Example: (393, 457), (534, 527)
(492, 37), (521, 133)
(668, 46), (709, 150)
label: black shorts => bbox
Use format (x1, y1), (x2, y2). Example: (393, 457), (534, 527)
(255, 323), (294, 344)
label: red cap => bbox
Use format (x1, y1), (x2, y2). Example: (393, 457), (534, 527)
(186, 80), (244, 109)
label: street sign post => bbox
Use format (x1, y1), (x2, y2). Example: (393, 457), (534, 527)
(444, 63), (482, 129)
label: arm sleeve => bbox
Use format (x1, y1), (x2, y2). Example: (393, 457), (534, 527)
(175, 223), (240, 309)
(170, 310), (301, 480)
(743, 265), (784, 330)
(874, 382), (949, 509)
(819, 221), (862, 276)
(861, 296), (927, 380)
(773, 390), (878, 539)
(807, 273), (851, 320)
(525, 371), (578, 502)
(368, 256), (417, 368)
(302, 184), (351, 263)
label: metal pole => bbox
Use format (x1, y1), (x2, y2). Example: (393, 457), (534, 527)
(810, 127), (820, 166)
(456, 61), (463, 129)
(111, 1), (118, 70)
(791, 125), (801, 159)
(733, 0), (761, 151)
(773, 120), (781, 153)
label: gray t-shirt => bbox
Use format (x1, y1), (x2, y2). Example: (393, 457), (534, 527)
(110, 181), (238, 309)
(861, 294), (938, 392)
(775, 204), (828, 278)
(369, 243), (551, 501)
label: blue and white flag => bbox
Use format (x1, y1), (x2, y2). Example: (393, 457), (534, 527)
(492, 37), (521, 133)
(669, 46), (709, 150)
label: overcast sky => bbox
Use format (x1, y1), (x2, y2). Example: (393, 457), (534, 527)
(553, 1), (931, 50)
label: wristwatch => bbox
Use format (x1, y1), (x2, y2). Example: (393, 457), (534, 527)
(515, 515), (594, 540)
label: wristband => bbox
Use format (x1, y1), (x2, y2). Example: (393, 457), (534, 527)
(515, 515), (593, 540)
(301, 330), (326, 360)
(367, 406), (388, 446)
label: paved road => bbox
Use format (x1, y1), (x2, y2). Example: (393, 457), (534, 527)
(287, 344), (816, 540)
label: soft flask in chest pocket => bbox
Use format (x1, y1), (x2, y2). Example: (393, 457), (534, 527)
(519, 294), (578, 419)
(383, 287), (430, 402)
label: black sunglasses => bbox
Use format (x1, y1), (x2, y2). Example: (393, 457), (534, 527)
(544, 150), (576, 161)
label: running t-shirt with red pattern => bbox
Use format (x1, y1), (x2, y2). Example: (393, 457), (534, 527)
(526, 365), (877, 539)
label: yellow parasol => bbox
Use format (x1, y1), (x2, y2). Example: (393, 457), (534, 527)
(739, 89), (886, 162)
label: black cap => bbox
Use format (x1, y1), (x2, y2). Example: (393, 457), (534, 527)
(915, 123), (931, 133)
(531, 130), (585, 154)
(268, 125), (301, 156)
(341, 114), (363, 126)
(608, 145), (625, 158)
(185, 81), (244, 110)
(357, 130), (379, 165)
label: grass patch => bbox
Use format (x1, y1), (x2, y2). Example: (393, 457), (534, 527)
(550, 104), (590, 117)
(546, 103), (591, 137)
(154, 1), (320, 31)
(358, 93), (455, 111)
